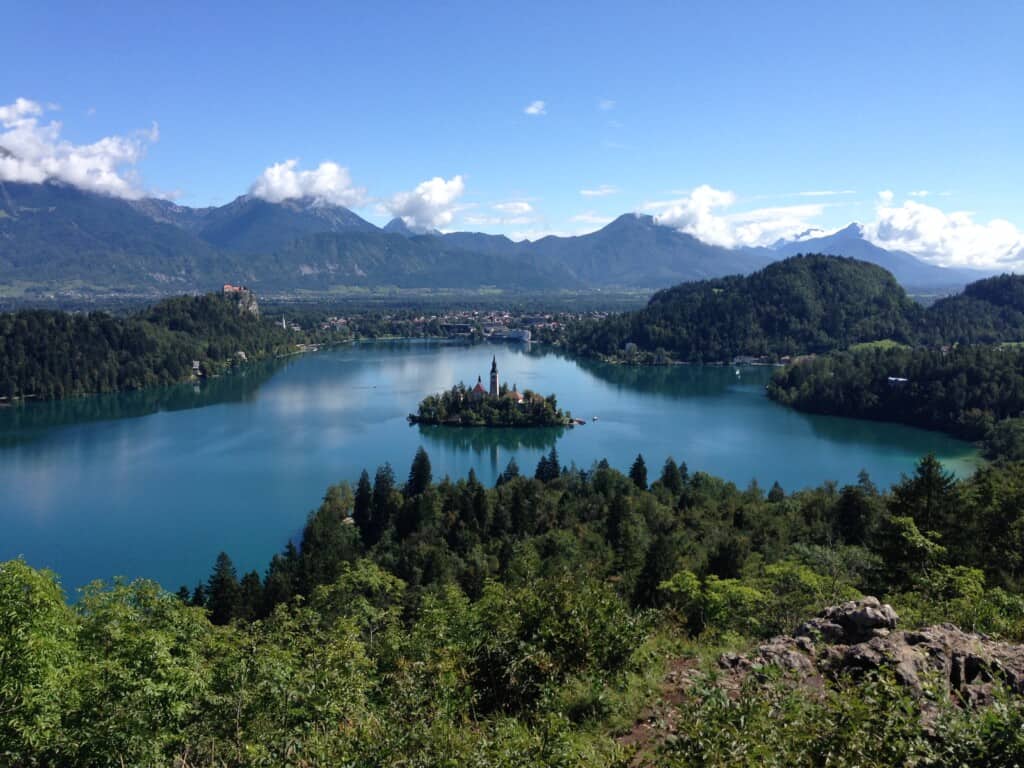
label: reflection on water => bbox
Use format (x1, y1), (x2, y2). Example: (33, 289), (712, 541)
(416, 423), (565, 478)
(0, 357), (293, 448)
(0, 340), (981, 594)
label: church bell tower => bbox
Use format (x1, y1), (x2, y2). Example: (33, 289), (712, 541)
(490, 356), (499, 397)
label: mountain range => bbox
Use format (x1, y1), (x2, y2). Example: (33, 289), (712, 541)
(0, 180), (995, 298)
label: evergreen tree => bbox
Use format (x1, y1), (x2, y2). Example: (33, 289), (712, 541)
(497, 458), (520, 486)
(237, 571), (263, 622)
(369, 463), (397, 545)
(534, 447), (561, 482)
(353, 469), (373, 538)
(206, 552), (240, 625)
(261, 542), (299, 616)
(629, 454), (648, 490)
(767, 481), (786, 503)
(660, 457), (683, 494)
(890, 453), (959, 537)
(175, 585), (191, 603)
(406, 447), (433, 497)
(190, 583), (207, 608)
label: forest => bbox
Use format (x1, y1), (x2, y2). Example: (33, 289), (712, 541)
(768, 344), (1024, 460)
(0, 292), (295, 400)
(566, 256), (1024, 362)
(8, 447), (1024, 765)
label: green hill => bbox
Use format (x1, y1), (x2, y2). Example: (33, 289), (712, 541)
(568, 254), (922, 361)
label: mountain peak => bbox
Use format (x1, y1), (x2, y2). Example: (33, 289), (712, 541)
(835, 222), (865, 238)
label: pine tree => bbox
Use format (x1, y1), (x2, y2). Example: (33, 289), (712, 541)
(660, 457), (683, 494)
(353, 469), (373, 538)
(369, 463), (397, 545)
(238, 571), (263, 622)
(406, 447), (433, 497)
(207, 551), (241, 625)
(497, 458), (520, 486)
(629, 454), (648, 490)
(175, 585), (191, 603)
(890, 453), (958, 537)
(190, 583), (207, 608)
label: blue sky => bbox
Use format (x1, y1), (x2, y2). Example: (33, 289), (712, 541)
(3, 0), (1024, 267)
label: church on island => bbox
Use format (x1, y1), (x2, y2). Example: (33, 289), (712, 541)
(471, 357), (524, 403)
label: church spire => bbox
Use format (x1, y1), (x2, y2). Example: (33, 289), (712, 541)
(489, 356), (499, 397)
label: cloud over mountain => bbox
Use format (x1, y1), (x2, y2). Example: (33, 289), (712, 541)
(250, 159), (366, 207)
(864, 193), (1024, 269)
(386, 175), (465, 231)
(0, 97), (157, 199)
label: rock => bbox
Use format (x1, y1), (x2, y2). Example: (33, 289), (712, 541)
(714, 596), (1024, 711)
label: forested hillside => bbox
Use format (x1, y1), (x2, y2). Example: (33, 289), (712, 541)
(568, 257), (1024, 362)
(768, 344), (1024, 459)
(567, 255), (922, 361)
(7, 449), (1024, 764)
(0, 291), (293, 400)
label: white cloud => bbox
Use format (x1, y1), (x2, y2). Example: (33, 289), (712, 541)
(493, 201), (532, 214)
(524, 100), (546, 116)
(580, 184), (618, 197)
(570, 211), (614, 226)
(908, 190), (929, 198)
(250, 159), (366, 207)
(386, 175), (465, 231)
(863, 193), (1024, 269)
(0, 97), (158, 198)
(646, 184), (829, 247)
(598, 99), (616, 111)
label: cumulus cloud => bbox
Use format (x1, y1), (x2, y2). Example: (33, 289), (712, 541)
(909, 190), (929, 198)
(646, 184), (829, 247)
(493, 201), (532, 214)
(524, 100), (546, 116)
(250, 159), (366, 207)
(863, 192), (1024, 269)
(386, 175), (465, 231)
(580, 184), (617, 197)
(0, 97), (158, 198)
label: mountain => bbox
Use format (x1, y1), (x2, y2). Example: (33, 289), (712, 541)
(771, 223), (992, 291)
(0, 181), (222, 292)
(527, 214), (774, 287)
(384, 217), (441, 237)
(567, 254), (923, 361)
(193, 195), (378, 252)
(267, 231), (580, 290)
(0, 180), (1009, 298)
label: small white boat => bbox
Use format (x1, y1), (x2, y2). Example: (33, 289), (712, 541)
(735, 368), (741, 376)
(592, 416), (599, 421)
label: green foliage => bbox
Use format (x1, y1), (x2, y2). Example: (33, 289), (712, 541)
(412, 382), (569, 427)
(9, 448), (1024, 762)
(568, 255), (922, 361)
(0, 292), (294, 400)
(768, 344), (1024, 455)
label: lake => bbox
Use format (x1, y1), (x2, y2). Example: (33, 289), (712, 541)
(0, 341), (979, 593)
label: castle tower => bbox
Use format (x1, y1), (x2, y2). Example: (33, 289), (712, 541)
(490, 356), (499, 397)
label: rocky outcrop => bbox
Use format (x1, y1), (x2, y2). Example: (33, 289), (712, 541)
(717, 598), (1024, 710)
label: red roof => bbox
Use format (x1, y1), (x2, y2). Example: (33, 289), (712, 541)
(472, 380), (487, 393)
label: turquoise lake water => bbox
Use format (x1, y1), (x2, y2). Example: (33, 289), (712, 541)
(0, 341), (979, 593)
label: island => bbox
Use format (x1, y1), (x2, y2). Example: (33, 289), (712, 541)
(408, 356), (575, 427)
